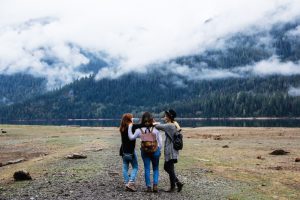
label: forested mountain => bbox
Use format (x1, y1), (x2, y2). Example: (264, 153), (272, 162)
(0, 74), (46, 106)
(1, 73), (299, 119)
(0, 21), (300, 120)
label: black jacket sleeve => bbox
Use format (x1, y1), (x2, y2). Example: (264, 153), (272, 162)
(132, 123), (143, 133)
(119, 144), (123, 156)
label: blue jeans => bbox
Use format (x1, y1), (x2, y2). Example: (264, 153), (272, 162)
(122, 151), (138, 184)
(141, 147), (161, 187)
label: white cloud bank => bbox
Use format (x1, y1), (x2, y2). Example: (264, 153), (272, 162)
(288, 87), (300, 96)
(167, 62), (240, 81)
(0, 0), (300, 88)
(287, 25), (300, 37)
(167, 56), (300, 81)
(236, 57), (300, 76)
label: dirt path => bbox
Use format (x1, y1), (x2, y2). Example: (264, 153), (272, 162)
(0, 145), (245, 200)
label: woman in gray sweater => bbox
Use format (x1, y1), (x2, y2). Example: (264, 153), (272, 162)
(155, 109), (184, 192)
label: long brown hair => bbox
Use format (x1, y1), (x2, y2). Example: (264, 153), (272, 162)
(119, 113), (133, 133)
(141, 112), (154, 127)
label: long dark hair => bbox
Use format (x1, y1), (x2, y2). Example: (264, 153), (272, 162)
(141, 112), (154, 127)
(119, 113), (133, 133)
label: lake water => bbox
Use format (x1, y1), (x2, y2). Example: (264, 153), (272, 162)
(1, 118), (300, 127)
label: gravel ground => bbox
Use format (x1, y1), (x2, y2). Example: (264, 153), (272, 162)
(0, 146), (247, 200)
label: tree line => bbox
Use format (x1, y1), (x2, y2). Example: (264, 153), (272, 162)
(0, 74), (299, 120)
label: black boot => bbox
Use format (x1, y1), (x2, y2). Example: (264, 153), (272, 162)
(165, 186), (176, 192)
(176, 181), (184, 192)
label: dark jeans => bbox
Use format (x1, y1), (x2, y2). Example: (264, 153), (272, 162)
(164, 159), (179, 188)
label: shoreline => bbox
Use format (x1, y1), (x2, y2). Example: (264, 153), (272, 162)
(1, 117), (300, 128)
(1, 116), (300, 122)
(1, 124), (300, 129)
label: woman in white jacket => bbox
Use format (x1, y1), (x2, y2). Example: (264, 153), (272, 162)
(128, 112), (162, 193)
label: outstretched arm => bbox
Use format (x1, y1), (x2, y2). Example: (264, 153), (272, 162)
(155, 124), (166, 131)
(128, 124), (141, 140)
(132, 123), (143, 133)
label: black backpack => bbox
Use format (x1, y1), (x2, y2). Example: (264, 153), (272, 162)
(166, 129), (183, 151)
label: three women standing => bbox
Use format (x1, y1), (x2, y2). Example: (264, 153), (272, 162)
(128, 112), (162, 192)
(119, 110), (183, 193)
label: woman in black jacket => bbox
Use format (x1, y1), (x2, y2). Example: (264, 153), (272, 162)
(119, 113), (139, 192)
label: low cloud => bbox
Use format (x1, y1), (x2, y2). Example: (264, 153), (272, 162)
(288, 87), (300, 96)
(168, 62), (240, 80)
(286, 25), (300, 37)
(165, 56), (300, 82)
(235, 57), (300, 76)
(0, 0), (300, 88)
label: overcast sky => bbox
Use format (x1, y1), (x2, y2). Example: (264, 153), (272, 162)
(0, 0), (300, 88)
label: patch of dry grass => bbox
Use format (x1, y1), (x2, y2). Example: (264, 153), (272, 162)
(178, 127), (300, 199)
(0, 125), (110, 182)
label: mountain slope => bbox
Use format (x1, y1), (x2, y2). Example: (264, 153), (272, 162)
(1, 74), (299, 119)
(0, 74), (46, 106)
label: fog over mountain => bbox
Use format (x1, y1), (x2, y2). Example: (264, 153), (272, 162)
(1, 0), (300, 89)
(288, 86), (300, 96)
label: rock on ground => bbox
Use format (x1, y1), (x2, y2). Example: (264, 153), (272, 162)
(269, 149), (290, 155)
(13, 170), (32, 181)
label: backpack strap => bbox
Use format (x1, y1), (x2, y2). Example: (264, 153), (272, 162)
(165, 131), (173, 142)
(150, 126), (154, 133)
(140, 127), (154, 134)
(139, 128), (145, 134)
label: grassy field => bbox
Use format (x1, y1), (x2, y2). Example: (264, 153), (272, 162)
(182, 127), (300, 199)
(0, 125), (299, 199)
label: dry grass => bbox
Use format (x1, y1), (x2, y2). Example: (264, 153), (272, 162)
(0, 125), (110, 182)
(179, 127), (300, 199)
(0, 125), (299, 199)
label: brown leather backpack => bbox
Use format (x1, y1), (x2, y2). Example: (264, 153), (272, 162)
(140, 127), (158, 153)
